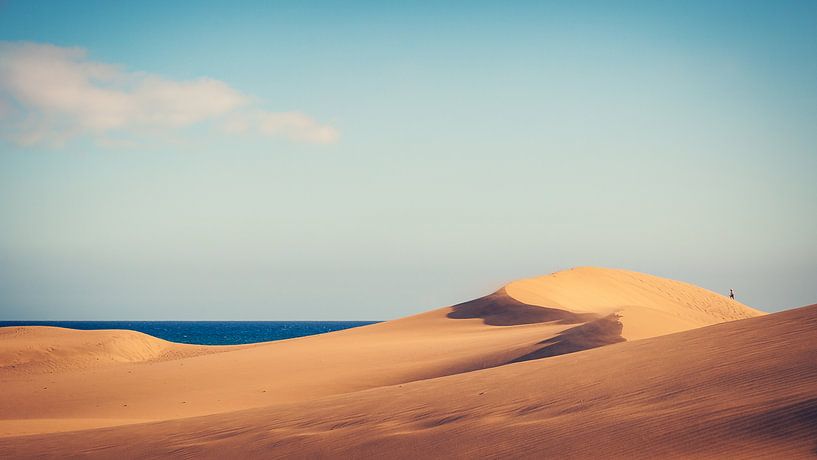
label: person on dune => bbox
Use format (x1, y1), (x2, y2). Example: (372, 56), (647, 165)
(729, 288), (735, 300)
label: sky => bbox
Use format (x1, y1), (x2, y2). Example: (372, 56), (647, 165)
(0, 1), (815, 320)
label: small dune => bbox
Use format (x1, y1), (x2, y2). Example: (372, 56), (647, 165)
(0, 326), (235, 374)
(0, 326), (174, 373)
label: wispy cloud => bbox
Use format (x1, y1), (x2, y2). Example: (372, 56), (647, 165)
(0, 42), (338, 147)
(223, 110), (340, 144)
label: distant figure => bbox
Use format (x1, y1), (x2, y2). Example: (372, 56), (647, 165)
(729, 288), (735, 300)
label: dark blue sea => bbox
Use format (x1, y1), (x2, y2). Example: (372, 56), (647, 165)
(0, 321), (379, 345)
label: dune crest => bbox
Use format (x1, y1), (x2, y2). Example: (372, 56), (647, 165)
(504, 266), (764, 339)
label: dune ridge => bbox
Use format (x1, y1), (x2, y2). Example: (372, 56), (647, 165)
(505, 267), (764, 339)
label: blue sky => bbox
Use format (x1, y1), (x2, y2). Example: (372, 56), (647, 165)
(1, 1), (815, 319)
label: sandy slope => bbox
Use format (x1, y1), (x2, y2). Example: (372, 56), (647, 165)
(5, 302), (810, 459)
(0, 267), (775, 454)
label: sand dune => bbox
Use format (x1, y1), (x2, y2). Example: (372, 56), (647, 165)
(0, 266), (798, 459)
(5, 302), (809, 459)
(0, 326), (231, 374)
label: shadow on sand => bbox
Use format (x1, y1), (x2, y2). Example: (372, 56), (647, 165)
(446, 289), (626, 363)
(446, 289), (598, 326)
(509, 314), (625, 363)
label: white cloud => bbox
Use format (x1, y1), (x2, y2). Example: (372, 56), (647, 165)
(0, 42), (338, 147)
(224, 110), (339, 144)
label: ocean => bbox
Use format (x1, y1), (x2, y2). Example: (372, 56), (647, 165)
(0, 321), (379, 345)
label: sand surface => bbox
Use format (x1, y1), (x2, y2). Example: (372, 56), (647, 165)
(2, 267), (808, 459)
